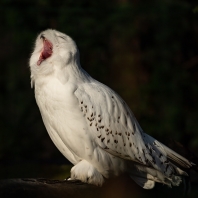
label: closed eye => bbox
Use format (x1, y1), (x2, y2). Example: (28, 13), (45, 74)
(58, 36), (66, 40)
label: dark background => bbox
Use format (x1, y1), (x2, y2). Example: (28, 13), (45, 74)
(0, 0), (198, 196)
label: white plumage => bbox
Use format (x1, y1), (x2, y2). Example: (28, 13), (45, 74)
(29, 29), (193, 188)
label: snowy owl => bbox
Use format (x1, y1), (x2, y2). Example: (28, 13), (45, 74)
(29, 29), (194, 189)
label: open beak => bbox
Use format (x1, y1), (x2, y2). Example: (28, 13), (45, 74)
(37, 36), (53, 66)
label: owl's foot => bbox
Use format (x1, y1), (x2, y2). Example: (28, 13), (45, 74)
(70, 160), (104, 186)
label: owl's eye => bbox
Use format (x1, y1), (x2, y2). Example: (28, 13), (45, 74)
(58, 36), (66, 40)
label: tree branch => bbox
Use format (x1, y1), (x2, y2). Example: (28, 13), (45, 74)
(0, 176), (140, 198)
(1, 174), (196, 198)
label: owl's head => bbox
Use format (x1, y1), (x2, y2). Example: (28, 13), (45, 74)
(29, 29), (79, 86)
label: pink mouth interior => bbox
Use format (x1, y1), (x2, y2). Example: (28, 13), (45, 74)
(37, 39), (53, 65)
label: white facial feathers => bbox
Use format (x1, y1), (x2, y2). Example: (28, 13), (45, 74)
(29, 29), (79, 87)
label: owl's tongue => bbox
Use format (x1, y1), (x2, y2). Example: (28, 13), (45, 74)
(37, 39), (53, 65)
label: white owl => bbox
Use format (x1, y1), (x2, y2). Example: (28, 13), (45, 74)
(29, 29), (194, 189)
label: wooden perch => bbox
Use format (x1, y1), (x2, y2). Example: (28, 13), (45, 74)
(0, 176), (143, 198)
(0, 174), (195, 198)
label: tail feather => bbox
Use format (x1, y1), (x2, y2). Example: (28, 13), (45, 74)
(145, 134), (194, 168)
(130, 175), (155, 189)
(161, 142), (194, 168)
(170, 162), (188, 176)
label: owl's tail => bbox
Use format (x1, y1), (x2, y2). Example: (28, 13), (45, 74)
(129, 134), (196, 190)
(129, 163), (184, 189)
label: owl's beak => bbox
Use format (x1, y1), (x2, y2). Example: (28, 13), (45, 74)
(37, 37), (53, 66)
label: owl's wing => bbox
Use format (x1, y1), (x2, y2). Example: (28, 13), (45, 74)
(74, 80), (188, 177)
